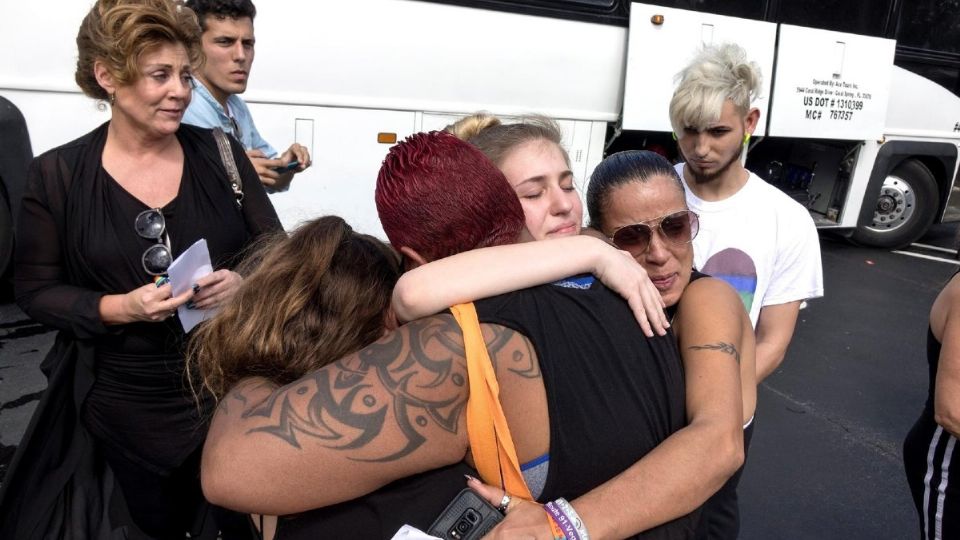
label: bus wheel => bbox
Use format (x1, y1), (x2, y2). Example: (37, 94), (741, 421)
(852, 159), (938, 249)
(0, 180), (12, 293)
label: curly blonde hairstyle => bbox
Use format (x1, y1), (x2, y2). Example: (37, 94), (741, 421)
(187, 216), (401, 400)
(75, 0), (203, 100)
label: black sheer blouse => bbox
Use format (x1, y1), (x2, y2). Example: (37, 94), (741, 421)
(13, 122), (281, 472)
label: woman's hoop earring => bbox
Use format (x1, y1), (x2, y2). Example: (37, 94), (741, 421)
(108, 93), (116, 106)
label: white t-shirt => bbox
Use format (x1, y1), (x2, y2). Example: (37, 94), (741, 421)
(676, 164), (824, 327)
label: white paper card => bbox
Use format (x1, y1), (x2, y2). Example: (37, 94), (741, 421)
(389, 525), (441, 540)
(167, 238), (215, 333)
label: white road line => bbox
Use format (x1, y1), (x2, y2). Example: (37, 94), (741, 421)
(891, 250), (960, 265)
(910, 243), (958, 255)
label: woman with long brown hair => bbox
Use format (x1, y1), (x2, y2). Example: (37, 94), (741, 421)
(190, 215), (401, 400)
(189, 215), (482, 539)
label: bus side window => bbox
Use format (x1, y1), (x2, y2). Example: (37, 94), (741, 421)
(776, 0), (892, 37)
(897, 0), (960, 55)
(418, 0), (627, 25)
(643, 0), (765, 20)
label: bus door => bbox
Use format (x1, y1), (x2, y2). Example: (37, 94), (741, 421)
(767, 25), (896, 223)
(621, 2), (776, 134)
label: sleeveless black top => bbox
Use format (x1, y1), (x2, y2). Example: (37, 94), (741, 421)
(475, 275), (698, 539)
(666, 270), (709, 321)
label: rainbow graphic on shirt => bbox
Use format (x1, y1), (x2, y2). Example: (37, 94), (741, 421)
(700, 248), (757, 314)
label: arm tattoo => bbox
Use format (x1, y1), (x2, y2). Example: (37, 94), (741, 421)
(688, 342), (741, 364)
(231, 316), (517, 462)
(484, 324), (541, 379)
(218, 378), (276, 416)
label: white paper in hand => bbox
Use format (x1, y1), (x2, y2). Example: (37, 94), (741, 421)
(389, 525), (442, 540)
(167, 238), (215, 333)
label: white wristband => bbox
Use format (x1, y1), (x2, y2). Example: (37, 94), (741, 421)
(554, 497), (590, 540)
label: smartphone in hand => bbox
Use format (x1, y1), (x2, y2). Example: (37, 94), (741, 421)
(272, 160), (300, 173)
(427, 488), (503, 540)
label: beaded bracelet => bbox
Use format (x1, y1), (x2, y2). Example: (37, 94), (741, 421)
(553, 497), (590, 540)
(544, 500), (580, 540)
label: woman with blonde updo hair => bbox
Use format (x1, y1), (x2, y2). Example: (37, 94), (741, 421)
(0, 0), (280, 537)
(446, 113), (583, 242)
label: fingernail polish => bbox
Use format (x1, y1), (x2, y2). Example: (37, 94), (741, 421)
(464, 474), (478, 483)
(186, 301), (195, 310)
(192, 284), (200, 293)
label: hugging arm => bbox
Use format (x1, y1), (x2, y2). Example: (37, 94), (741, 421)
(392, 235), (668, 336)
(568, 277), (744, 538)
(486, 278), (746, 539)
(201, 315), (470, 514)
(201, 315), (529, 515)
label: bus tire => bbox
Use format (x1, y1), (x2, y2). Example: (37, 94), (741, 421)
(0, 179), (13, 291)
(851, 159), (938, 249)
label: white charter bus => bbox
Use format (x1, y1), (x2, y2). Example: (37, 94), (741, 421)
(2, 0), (959, 275)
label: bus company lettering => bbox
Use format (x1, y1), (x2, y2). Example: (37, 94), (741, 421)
(797, 77), (871, 122)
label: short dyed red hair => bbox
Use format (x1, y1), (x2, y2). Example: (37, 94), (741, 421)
(376, 131), (525, 261)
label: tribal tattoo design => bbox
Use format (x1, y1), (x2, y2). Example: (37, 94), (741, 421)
(229, 315), (533, 462)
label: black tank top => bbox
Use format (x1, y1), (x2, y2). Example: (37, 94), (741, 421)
(665, 270), (709, 321)
(923, 271), (959, 414)
(475, 275), (697, 539)
(924, 325), (942, 414)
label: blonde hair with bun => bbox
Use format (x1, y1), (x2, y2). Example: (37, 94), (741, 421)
(446, 112), (570, 169)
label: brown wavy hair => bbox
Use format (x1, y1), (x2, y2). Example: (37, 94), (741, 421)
(188, 216), (401, 399)
(75, 0), (204, 100)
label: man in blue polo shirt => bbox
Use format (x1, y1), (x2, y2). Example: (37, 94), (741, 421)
(183, 0), (311, 191)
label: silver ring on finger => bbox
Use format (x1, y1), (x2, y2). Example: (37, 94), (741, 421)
(497, 493), (511, 514)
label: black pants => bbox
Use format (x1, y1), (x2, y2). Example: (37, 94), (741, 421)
(695, 418), (756, 540)
(904, 414), (960, 540)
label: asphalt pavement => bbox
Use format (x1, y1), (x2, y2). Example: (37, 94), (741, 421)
(738, 226), (959, 539)
(1, 227), (958, 538)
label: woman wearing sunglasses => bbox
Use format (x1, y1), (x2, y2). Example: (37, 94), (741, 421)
(389, 150), (751, 537)
(1, 1), (280, 538)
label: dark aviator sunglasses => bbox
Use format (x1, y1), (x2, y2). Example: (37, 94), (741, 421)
(609, 210), (700, 254)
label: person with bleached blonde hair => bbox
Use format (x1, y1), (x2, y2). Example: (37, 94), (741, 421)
(669, 42), (823, 540)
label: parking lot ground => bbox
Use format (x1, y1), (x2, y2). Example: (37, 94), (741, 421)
(739, 230), (957, 539)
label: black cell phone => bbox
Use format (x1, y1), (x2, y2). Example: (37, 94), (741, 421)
(427, 488), (504, 540)
(271, 160), (299, 173)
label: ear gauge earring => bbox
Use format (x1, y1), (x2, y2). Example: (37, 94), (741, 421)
(672, 132), (678, 141)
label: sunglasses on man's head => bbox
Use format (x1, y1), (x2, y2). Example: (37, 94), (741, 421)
(610, 210), (699, 254)
(135, 208), (172, 276)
